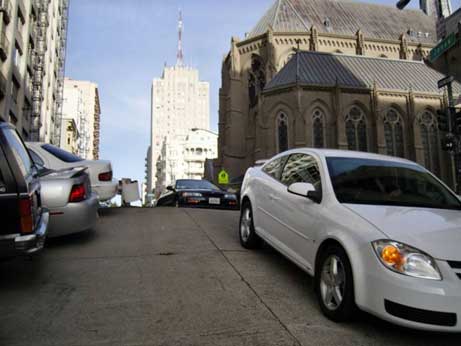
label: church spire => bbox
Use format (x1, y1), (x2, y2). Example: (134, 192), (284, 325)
(176, 9), (184, 66)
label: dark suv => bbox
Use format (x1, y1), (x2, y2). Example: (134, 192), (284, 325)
(0, 123), (49, 258)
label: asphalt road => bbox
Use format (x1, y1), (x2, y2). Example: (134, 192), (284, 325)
(0, 207), (460, 346)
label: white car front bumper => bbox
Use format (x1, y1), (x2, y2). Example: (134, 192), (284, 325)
(356, 249), (461, 332)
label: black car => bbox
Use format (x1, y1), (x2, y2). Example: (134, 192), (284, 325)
(156, 179), (239, 210)
(0, 123), (49, 258)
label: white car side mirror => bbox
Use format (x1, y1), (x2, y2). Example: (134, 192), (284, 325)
(287, 182), (321, 203)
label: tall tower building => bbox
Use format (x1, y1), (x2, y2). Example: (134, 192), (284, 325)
(61, 78), (101, 160)
(146, 11), (210, 200)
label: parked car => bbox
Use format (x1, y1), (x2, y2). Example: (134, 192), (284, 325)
(240, 148), (461, 332)
(37, 166), (99, 237)
(26, 142), (117, 202)
(156, 179), (239, 209)
(0, 123), (49, 258)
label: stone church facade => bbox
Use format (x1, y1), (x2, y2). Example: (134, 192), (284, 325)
(215, 0), (460, 186)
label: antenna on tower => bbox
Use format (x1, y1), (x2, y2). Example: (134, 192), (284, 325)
(176, 9), (184, 66)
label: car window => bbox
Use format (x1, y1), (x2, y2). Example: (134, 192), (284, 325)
(41, 144), (83, 163)
(29, 149), (45, 168)
(262, 155), (289, 181)
(280, 153), (322, 191)
(175, 179), (221, 190)
(326, 157), (461, 210)
(3, 128), (33, 177)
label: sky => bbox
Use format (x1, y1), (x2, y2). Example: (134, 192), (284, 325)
(65, 0), (419, 188)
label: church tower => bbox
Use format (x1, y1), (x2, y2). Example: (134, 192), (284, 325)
(420, 0), (452, 18)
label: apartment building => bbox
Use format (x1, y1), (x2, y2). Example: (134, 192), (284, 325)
(61, 78), (101, 160)
(182, 128), (217, 180)
(0, 0), (69, 143)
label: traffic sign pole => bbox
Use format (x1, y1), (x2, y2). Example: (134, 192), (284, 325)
(437, 77), (461, 193)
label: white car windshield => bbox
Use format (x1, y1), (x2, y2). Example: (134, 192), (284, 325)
(326, 157), (461, 210)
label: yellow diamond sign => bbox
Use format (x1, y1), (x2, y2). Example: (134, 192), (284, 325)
(218, 169), (229, 185)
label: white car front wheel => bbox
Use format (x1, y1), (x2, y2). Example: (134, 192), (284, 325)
(315, 243), (357, 322)
(239, 201), (262, 249)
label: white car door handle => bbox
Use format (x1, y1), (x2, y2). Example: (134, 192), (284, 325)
(269, 194), (280, 201)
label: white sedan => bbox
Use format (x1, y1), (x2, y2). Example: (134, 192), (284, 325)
(27, 142), (118, 202)
(240, 148), (461, 332)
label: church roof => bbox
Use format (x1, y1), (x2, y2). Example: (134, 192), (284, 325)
(249, 0), (436, 44)
(264, 51), (461, 94)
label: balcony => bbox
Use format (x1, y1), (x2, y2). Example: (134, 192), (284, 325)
(12, 63), (21, 84)
(26, 50), (34, 73)
(0, 26), (8, 61)
(24, 75), (33, 103)
(29, 27), (37, 48)
(0, 72), (6, 99)
(31, 1), (38, 18)
(15, 30), (24, 55)
(0, 0), (12, 25)
(17, 0), (26, 25)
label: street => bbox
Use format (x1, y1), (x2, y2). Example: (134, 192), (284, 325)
(1, 208), (460, 346)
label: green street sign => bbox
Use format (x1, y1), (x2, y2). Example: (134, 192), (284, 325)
(218, 169), (229, 185)
(430, 33), (457, 62)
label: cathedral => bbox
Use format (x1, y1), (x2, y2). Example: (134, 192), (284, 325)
(214, 0), (461, 186)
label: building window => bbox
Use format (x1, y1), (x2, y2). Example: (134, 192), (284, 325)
(248, 55), (265, 108)
(312, 108), (325, 148)
(345, 106), (367, 151)
(277, 113), (289, 153)
(420, 111), (440, 176)
(11, 78), (20, 105)
(384, 109), (404, 157)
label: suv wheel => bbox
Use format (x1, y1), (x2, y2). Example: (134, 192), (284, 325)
(239, 201), (262, 249)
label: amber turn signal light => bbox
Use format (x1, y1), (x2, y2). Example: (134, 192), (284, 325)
(381, 245), (404, 268)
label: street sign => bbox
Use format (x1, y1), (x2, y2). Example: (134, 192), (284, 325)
(218, 169), (229, 185)
(430, 33), (457, 62)
(438, 76), (455, 89)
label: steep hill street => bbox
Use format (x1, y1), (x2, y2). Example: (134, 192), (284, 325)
(0, 208), (459, 345)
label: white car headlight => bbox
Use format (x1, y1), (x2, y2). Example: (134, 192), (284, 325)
(224, 194), (237, 199)
(372, 240), (442, 280)
(182, 192), (202, 197)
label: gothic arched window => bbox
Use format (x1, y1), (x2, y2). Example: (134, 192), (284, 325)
(419, 111), (440, 176)
(384, 109), (405, 157)
(248, 74), (256, 107)
(277, 113), (289, 153)
(345, 106), (367, 151)
(248, 55), (266, 108)
(312, 108), (325, 148)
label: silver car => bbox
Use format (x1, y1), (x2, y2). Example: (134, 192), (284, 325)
(38, 167), (98, 237)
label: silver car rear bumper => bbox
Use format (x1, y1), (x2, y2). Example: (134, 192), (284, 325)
(47, 193), (99, 237)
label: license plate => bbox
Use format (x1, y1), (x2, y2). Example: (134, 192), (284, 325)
(209, 198), (221, 205)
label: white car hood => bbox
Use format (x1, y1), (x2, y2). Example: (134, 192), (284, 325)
(344, 204), (461, 261)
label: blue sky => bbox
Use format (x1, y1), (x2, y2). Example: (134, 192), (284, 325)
(65, 0), (418, 186)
